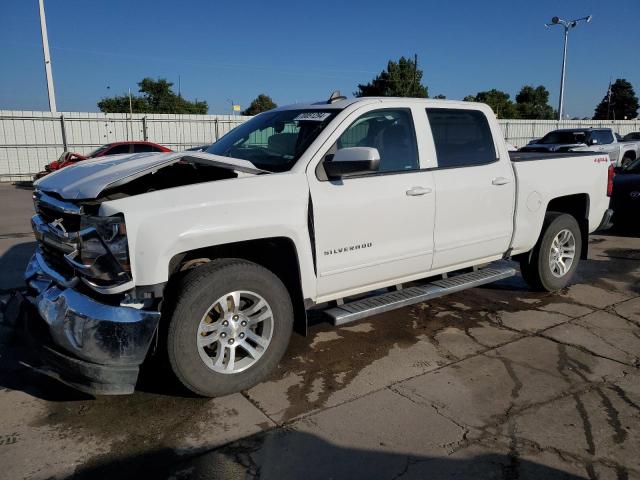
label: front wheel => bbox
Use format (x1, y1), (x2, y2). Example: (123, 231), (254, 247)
(519, 213), (582, 292)
(166, 259), (293, 397)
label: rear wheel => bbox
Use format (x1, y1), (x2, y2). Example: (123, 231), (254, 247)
(166, 259), (293, 397)
(519, 213), (582, 292)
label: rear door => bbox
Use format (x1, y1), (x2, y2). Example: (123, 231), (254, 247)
(308, 104), (436, 300)
(426, 107), (515, 269)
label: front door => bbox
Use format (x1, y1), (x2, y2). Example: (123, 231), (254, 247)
(308, 107), (436, 300)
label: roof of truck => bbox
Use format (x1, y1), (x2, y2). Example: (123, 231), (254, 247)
(273, 97), (485, 111)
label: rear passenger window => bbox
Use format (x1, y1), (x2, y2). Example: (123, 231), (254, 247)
(426, 108), (497, 168)
(106, 144), (131, 155)
(334, 109), (419, 173)
(133, 144), (154, 153)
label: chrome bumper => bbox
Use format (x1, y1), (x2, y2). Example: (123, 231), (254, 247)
(24, 253), (160, 368)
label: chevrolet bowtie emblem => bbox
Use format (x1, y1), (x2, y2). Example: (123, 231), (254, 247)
(49, 218), (67, 234)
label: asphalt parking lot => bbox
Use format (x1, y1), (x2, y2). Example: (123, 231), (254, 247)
(0, 182), (638, 480)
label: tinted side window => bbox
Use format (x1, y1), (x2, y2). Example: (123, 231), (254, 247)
(334, 109), (419, 173)
(426, 108), (497, 168)
(133, 143), (154, 153)
(106, 144), (131, 155)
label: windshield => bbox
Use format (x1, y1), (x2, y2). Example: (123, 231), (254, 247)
(206, 109), (339, 172)
(538, 131), (587, 145)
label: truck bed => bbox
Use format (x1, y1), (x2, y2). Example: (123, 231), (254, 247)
(509, 151), (599, 162)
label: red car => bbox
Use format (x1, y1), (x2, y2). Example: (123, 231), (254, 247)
(35, 141), (172, 179)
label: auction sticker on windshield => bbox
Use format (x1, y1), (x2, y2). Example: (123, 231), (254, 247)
(294, 112), (332, 122)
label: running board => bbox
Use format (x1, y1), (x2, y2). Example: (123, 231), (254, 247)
(324, 265), (516, 326)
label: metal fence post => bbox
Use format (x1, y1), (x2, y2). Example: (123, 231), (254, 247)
(60, 114), (68, 151)
(214, 119), (219, 141)
(142, 116), (148, 141)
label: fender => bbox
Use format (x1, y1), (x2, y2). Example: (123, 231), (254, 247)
(100, 172), (317, 300)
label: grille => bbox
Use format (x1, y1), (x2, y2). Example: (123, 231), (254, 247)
(33, 192), (83, 279)
(40, 243), (75, 279)
(36, 203), (81, 232)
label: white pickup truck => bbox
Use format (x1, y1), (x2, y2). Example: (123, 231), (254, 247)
(521, 127), (640, 167)
(21, 95), (614, 396)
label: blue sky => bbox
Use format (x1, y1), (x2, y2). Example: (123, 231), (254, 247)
(1, 0), (638, 118)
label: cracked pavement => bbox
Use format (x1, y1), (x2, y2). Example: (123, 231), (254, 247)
(0, 183), (639, 479)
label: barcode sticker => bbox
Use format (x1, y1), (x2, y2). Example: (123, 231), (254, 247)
(294, 112), (332, 122)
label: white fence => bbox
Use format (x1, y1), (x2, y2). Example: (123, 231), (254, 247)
(0, 110), (249, 181)
(1, 110), (640, 181)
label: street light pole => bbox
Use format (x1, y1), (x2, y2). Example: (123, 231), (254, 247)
(546, 15), (592, 121)
(558, 26), (568, 121)
(38, 0), (57, 112)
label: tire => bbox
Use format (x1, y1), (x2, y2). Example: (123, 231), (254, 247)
(166, 259), (293, 397)
(621, 154), (634, 169)
(519, 213), (582, 292)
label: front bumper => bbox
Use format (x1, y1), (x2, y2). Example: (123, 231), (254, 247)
(22, 253), (160, 394)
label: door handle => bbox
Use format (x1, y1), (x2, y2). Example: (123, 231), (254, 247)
(491, 177), (511, 186)
(406, 186), (432, 196)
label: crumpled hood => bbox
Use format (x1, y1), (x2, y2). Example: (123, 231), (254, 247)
(34, 151), (266, 199)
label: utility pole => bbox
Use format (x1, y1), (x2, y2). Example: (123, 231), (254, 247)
(545, 15), (592, 121)
(128, 87), (135, 140)
(38, 0), (57, 112)
(414, 53), (418, 95)
(606, 78), (612, 120)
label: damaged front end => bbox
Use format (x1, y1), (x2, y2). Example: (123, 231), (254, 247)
(22, 151), (265, 394)
(23, 191), (159, 394)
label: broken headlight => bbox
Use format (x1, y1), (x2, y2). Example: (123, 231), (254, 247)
(79, 214), (130, 273)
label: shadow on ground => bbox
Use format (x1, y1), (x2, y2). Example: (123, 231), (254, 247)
(0, 241), (35, 292)
(67, 430), (587, 480)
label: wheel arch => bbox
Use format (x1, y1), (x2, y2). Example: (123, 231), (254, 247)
(167, 237), (308, 335)
(622, 150), (636, 162)
(545, 193), (590, 260)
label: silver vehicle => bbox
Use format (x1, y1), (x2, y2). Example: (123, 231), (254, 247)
(521, 128), (640, 167)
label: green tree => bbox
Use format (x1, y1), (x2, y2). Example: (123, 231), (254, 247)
(593, 79), (639, 120)
(463, 89), (518, 118)
(242, 94), (277, 116)
(433, 94), (446, 99)
(98, 78), (208, 114)
(515, 85), (555, 119)
(355, 56), (428, 98)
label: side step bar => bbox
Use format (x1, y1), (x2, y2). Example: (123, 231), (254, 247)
(324, 264), (516, 326)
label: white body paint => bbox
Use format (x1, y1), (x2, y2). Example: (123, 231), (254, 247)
(37, 98), (612, 304)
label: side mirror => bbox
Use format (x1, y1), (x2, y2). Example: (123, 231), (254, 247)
(589, 138), (599, 145)
(323, 147), (380, 179)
